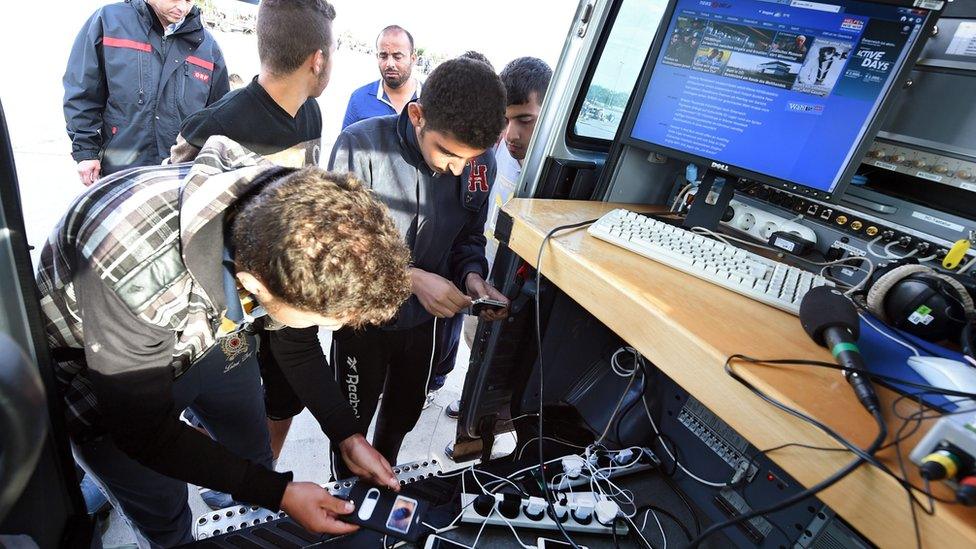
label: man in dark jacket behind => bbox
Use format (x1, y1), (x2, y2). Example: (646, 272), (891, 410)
(327, 58), (510, 476)
(63, 0), (229, 185)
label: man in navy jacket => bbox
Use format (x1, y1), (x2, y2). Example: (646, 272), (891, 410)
(328, 57), (509, 475)
(63, 0), (229, 184)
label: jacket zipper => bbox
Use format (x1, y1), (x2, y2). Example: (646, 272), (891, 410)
(138, 53), (145, 105)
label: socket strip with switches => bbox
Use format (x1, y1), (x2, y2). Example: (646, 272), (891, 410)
(193, 457), (443, 539)
(684, 190), (817, 245)
(460, 491), (627, 535)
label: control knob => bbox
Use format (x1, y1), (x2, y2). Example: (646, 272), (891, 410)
(956, 170), (973, 180)
(933, 165), (949, 175)
(912, 159), (927, 169)
(869, 149), (886, 159)
(891, 154), (906, 163)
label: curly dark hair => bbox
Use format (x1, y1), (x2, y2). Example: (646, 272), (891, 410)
(418, 57), (506, 150)
(460, 50), (494, 72)
(500, 57), (552, 106)
(258, 0), (336, 76)
(232, 168), (411, 328)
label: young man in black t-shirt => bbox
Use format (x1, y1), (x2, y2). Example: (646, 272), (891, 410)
(169, 0), (397, 511)
(172, 6), (325, 168)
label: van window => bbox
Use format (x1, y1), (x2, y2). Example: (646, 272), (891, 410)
(571, 0), (669, 143)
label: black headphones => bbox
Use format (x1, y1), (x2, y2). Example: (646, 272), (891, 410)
(863, 261), (976, 360)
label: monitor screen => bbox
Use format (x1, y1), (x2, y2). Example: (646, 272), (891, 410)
(627, 0), (935, 200)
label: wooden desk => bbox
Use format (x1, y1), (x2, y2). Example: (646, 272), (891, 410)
(502, 198), (976, 548)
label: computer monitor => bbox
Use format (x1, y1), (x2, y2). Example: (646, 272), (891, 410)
(623, 0), (940, 203)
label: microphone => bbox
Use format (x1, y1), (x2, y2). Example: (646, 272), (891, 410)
(799, 286), (880, 413)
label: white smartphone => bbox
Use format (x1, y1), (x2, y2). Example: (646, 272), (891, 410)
(538, 538), (588, 549)
(423, 535), (470, 549)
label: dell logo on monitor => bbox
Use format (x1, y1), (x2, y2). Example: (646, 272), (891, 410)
(710, 161), (729, 172)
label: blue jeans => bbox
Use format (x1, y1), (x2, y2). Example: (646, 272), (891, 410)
(74, 334), (272, 548)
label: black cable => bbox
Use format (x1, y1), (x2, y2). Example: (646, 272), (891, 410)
(728, 356), (962, 506)
(534, 219), (599, 549)
(651, 431), (680, 477)
(635, 505), (694, 542)
(725, 355), (976, 400)
(736, 442), (880, 545)
(893, 415), (924, 549)
(683, 354), (892, 547)
(729, 356), (948, 519)
(687, 407), (887, 547)
(612, 516), (622, 549)
(711, 354), (970, 547)
(658, 454), (702, 536)
(614, 357), (647, 445)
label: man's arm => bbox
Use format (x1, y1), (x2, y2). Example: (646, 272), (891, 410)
(75, 266), (291, 510)
(450, 164), (495, 289)
(452, 162), (509, 320)
(263, 327), (399, 490)
(264, 327), (360, 441)
(63, 10), (108, 182)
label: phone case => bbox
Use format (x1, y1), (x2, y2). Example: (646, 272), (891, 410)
(341, 484), (430, 542)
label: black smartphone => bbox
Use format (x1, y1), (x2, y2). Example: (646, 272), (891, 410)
(468, 296), (507, 315)
(341, 484), (430, 542)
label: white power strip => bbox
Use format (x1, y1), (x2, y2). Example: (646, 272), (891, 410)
(685, 190), (817, 244)
(725, 199), (817, 243)
(459, 493), (627, 535)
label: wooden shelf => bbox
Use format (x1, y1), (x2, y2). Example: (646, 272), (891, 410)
(502, 198), (976, 548)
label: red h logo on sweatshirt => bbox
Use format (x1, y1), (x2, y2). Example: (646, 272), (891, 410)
(467, 162), (489, 193)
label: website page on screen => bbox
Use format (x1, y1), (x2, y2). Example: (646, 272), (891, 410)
(630, 0), (930, 194)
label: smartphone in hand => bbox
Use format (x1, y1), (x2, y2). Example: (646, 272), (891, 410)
(466, 296), (508, 316)
(340, 484), (430, 542)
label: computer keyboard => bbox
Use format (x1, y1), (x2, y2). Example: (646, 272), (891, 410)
(587, 209), (832, 315)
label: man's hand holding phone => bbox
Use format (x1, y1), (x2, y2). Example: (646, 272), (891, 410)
(464, 273), (509, 321)
(410, 268), (472, 318)
(280, 481), (359, 535)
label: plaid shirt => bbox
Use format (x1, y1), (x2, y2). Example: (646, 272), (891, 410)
(36, 136), (276, 440)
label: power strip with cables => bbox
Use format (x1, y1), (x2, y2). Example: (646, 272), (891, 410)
(459, 492), (627, 536)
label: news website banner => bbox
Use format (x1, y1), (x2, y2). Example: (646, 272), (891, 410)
(631, 0), (930, 195)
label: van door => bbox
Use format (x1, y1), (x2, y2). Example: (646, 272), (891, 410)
(0, 100), (92, 547)
(455, 0), (671, 460)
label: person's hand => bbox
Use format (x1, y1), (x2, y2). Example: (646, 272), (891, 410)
(338, 434), (400, 492)
(465, 273), (510, 322)
(410, 268), (472, 318)
(280, 481), (359, 535)
(77, 159), (101, 186)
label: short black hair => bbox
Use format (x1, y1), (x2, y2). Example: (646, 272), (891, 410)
(377, 25), (414, 52)
(500, 57), (552, 106)
(419, 57), (506, 150)
(460, 50), (494, 71)
(257, 0), (336, 76)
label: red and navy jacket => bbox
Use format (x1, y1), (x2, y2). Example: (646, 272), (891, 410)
(63, 0), (229, 174)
